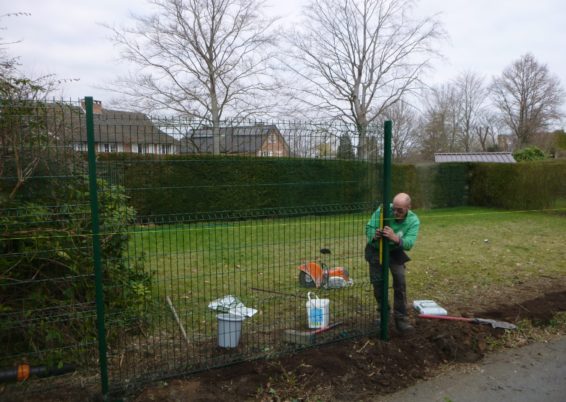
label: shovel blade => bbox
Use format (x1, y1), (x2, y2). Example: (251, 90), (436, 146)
(476, 318), (517, 330)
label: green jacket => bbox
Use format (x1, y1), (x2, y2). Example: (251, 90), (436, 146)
(365, 204), (420, 251)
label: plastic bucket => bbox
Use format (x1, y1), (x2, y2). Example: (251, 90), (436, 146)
(306, 292), (330, 329)
(217, 313), (245, 348)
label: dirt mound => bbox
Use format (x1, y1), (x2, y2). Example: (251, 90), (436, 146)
(134, 321), (496, 401)
(5, 285), (564, 402)
(135, 288), (566, 402)
(481, 290), (566, 325)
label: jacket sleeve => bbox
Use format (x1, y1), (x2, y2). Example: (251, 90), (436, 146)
(365, 207), (380, 243)
(400, 216), (420, 251)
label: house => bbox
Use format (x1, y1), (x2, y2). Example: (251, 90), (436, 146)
(434, 152), (516, 163)
(178, 124), (289, 157)
(69, 100), (178, 155)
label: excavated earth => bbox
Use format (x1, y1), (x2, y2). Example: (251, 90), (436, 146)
(133, 278), (566, 401)
(3, 278), (565, 401)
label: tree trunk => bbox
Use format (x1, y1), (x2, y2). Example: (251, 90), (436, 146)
(210, 76), (221, 155)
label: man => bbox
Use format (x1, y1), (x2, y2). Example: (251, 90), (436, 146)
(365, 192), (420, 334)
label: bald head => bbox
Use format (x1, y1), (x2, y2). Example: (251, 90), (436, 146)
(393, 193), (411, 209)
(392, 193), (411, 220)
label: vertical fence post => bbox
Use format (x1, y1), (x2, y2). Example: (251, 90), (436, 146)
(379, 120), (393, 341)
(85, 97), (110, 398)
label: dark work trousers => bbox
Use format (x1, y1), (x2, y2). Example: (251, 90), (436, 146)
(364, 242), (409, 318)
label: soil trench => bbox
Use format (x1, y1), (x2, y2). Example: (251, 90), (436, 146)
(134, 283), (566, 402)
(3, 280), (564, 402)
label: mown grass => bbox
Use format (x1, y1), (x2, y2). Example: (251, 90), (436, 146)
(410, 207), (566, 307)
(123, 207), (566, 341)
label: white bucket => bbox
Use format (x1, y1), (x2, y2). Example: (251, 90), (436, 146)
(217, 313), (245, 348)
(306, 292), (330, 329)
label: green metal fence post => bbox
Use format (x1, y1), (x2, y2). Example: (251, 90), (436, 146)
(85, 97), (110, 398)
(380, 120), (393, 341)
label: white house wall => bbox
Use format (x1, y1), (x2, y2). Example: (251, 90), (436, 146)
(73, 142), (177, 154)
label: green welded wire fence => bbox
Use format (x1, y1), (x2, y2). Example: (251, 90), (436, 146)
(0, 97), (387, 398)
(91, 107), (388, 395)
(0, 99), (102, 394)
(4, 97), (565, 400)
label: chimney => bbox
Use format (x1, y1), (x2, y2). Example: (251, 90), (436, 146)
(93, 100), (102, 114)
(81, 99), (103, 114)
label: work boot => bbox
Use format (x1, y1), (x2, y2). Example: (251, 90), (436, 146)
(395, 316), (414, 335)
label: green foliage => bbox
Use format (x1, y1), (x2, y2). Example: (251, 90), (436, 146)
(0, 178), (151, 364)
(392, 163), (469, 209)
(398, 160), (566, 211)
(99, 154), (566, 216)
(392, 164), (419, 203)
(432, 163), (470, 207)
(513, 146), (547, 162)
(1, 95), (151, 365)
(469, 160), (566, 209)
(336, 134), (355, 159)
(553, 130), (566, 150)
(100, 154), (378, 217)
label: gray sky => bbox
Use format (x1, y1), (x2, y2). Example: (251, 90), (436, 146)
(3, 0), (566, 119)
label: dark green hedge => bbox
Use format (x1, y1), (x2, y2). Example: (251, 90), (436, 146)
(469, 160), (566, 210)
(99, 155), (381, 217)
(392, 163), (469, 209)
(98, 155), (566, 216)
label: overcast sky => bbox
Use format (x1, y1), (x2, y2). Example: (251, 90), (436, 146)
(3, 0), (566, 120)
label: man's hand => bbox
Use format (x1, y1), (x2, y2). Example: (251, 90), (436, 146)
(373, 228), (383, 240)
(380, 226), (400, 244)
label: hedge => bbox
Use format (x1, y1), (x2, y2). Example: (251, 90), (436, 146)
(99, 155), (382, 218)
(392, 163), (469, 209)
(469, 160), (566, 210)
(98, 155), (566, 217)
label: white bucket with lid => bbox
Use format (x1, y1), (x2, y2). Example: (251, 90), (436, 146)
(305, 292), (330, 329)
(217, 313), (245, 348)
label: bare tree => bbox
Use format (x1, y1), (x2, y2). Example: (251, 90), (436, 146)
(1, 13), (30, 92)
(491, 53), (564, 146)
(417, 83), (460, 160)
(1, 13), (68, 199)
(284, 0), (442, 159)
(283, 124), (320, 158)
(105, 0), (280, 154)
(454, 71), (488, 152)
(417, 73), (494, 157)
(473, 110), (502, 151)
(383, 99), (418, 161)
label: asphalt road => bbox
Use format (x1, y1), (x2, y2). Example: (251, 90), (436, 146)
(378, 336), (566, 402)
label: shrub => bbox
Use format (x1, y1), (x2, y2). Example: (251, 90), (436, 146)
(513, 146), (547, 162)
(0, 178), (151, 365)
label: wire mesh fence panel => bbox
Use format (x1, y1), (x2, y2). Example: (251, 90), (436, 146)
(3, 98), (566, 399)
(91, 114), (386, 393)
(0, 96), (389, 397)
(0, 99), (103, 393)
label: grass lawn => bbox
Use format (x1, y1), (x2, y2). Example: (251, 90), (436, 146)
(117, 207), (566, 342)
(411, 207), (566, 306)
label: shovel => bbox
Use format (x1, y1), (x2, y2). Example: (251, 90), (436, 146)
(418, 314), (517, 330)
(283, 322), (343, 345)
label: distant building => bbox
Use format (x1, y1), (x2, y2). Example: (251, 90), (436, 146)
(434, 152), (516, 163)
(69, 100), (178, 155)
(179, 124), (289, 157)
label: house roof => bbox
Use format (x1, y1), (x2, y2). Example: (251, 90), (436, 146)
(434, 152), (516, 163)
(87, 109), (178, 144)
(60, 103), (177, 144)
(179, 124), (285, 154)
